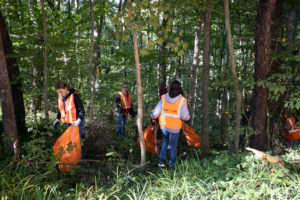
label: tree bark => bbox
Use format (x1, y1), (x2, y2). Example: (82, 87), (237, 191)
(0, 11), (19, 163)
(88, 0), (96, 122)
(249, 0), (276, 151)
(0, 11), (26, 136)
(188, 14), (202, 125)
(201, 0), (213, 155)
(128, 0), (146, 166)
(268, 0), (286, 152)
(224, 0), (242, 154)
(41, 0), (49, 124)
(158, 11), (169, 89)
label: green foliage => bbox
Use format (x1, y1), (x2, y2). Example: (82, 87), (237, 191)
(1, 148), (299, 199)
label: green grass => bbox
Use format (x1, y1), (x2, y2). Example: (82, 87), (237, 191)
(0, 148), (299, 200)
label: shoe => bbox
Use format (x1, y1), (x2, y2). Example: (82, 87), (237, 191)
(158, 163), (166, 168)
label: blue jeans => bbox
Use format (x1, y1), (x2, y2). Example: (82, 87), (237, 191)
(117, 114), (127, 136)
(159, 130), (180, 167)
(68, 118), (85, 159)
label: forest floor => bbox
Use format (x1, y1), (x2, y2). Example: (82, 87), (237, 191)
(0, 120), (299, 199)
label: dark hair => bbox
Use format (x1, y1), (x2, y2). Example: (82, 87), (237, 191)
(159, 86), (168, 97)
(169, 80), (183, 98)
(55, 81), (69, 90)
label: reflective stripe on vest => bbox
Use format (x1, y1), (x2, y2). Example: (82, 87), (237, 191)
(119, 92), (131, 109)
(58, 94), (77, 123)
(159, 95), (187, 130)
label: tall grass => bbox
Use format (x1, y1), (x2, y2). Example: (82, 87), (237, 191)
(0, 149), (299, 199)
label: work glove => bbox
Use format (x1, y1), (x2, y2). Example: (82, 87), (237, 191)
(72, 118), (81, 126)
(151, 119), (156, 126)
(53, 119), (60, 129)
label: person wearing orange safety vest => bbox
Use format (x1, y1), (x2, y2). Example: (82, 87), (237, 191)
(114, 83), (135, 136)
(54, 81), (85, 156)
(151, 80), (190, 168)
(285, 114), (300, 149)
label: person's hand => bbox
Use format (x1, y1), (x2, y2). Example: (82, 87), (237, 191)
(132, 111), (136, 118)
(73, 119), (81, 126)
(151, 119), (156, 126)
(53, 119), (60, 129)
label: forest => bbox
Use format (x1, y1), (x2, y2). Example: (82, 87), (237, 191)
(0, 0), (299, 199)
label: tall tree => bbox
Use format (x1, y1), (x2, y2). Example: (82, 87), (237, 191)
(188, 12), (202, 125)
(0, 9), (26, 136)
(250, 0), (276, 151)
(158, 9), (170, 88)
(0, 11), (19, 163)
(268, 0), (286, 152)
(88, 0), (96, 122)
(201, 0), (213, 155)
(224, 0), (242, 153)
(128, 0), (146, 166)
(41, 0), (49, 124)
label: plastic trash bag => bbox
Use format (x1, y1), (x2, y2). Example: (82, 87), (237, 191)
(182, 122), (201, 149)
(53, 125), (81, 171)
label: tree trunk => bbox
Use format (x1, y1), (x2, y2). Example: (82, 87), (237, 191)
(128, 0), (146, 166)
(249, 0), (276, 151)
(0, 11), (19, 163)
(88, 0), (96, 122)
(224, 0), (242, 154)
(158, 11), (169, 89)
(188, 14), (202, 125)
(41, 0), (49, 124)
(0, 11), (26, 136)
(268, 0), (286, 152)
(201, 0), (212, 155)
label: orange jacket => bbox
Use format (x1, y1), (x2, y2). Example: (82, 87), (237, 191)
(285, 117), (300, 140)
(58, 94), (77, 123)
(159, 94), (187, 130)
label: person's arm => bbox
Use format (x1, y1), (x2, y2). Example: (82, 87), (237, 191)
(56, 110), (61, 120)
(180, 102), (190, 121)
(114, 93), (124, 114)
(73, 93), (85, 120)
(151, 100), (162, 119)
(129, 104), (135, 117)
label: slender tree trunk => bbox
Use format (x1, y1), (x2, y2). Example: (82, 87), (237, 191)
(188, 14), (202, 125)
(250, 0), (276, 151)
(41, 0), (49, 124)
(158, 11), (169, 88)
(0, 11), (19, 163)
(224, 0), (242, 154)
(201, 0), (212, 155)
(128, 0), (146, 166)
(88, 0), (96, 122)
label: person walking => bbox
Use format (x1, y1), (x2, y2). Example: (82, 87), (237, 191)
(114, 83), (135, 136)
(151, 80), (190, 168)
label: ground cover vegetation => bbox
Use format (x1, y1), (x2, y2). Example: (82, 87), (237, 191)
(0, 0), (299, 199)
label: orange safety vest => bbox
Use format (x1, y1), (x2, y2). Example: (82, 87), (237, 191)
(285, 117), (300, 140)
(159, 94), (187, 130)
(118, 92), (131, 109)
(58, 94), (77, 123)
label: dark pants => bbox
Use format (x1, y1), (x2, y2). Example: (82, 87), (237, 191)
(68, 118), (85, 159)
(287, 140), (298, 149)
(117, 114), (127, 136)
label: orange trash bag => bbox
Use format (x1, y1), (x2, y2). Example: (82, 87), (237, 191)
(53, 125), (81, 171)
(137, 123), (162, 154)
(182, 122), (201, 149)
